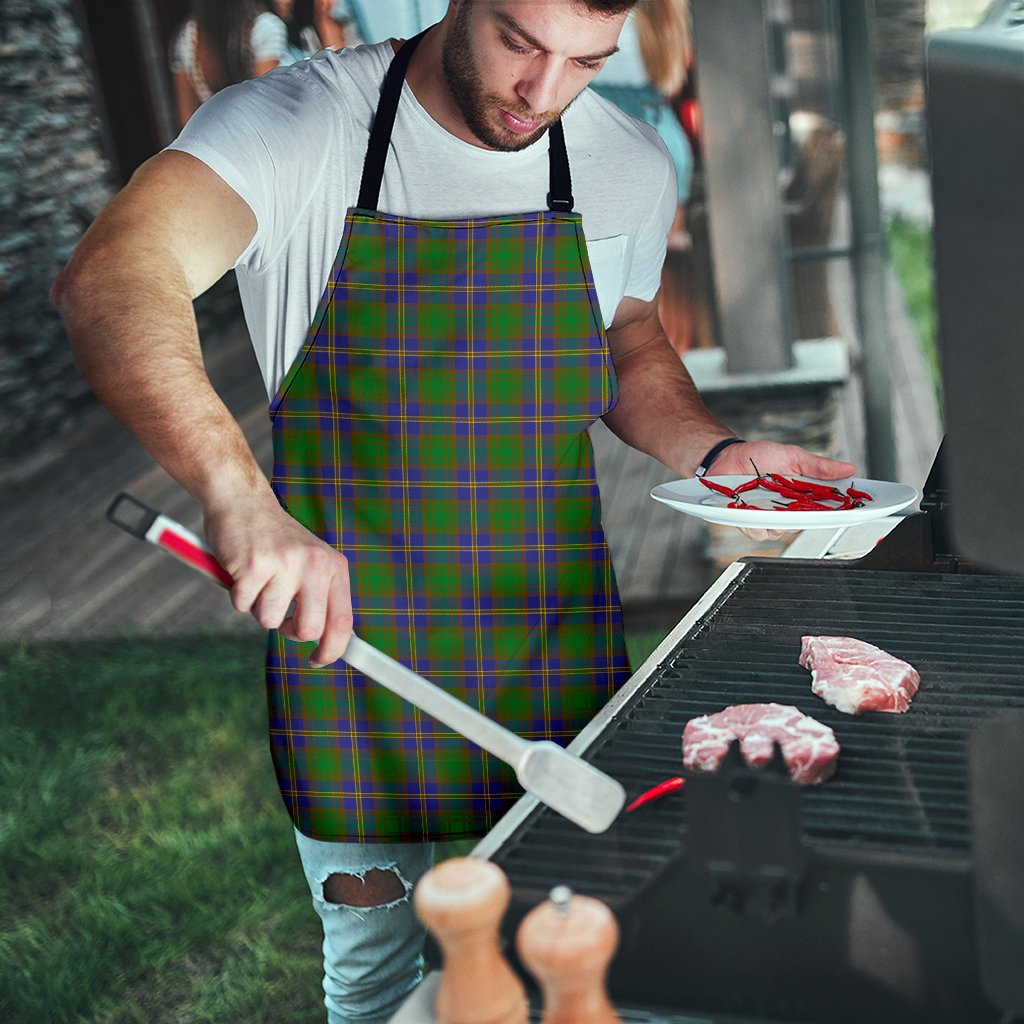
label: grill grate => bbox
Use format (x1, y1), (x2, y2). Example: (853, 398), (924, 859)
(492, 563), (1024, 903)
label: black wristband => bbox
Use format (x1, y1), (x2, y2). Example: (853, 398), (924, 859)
(695, 437), (745, 478)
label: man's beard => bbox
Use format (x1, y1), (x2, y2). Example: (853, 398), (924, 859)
(440, 3), (559, 151)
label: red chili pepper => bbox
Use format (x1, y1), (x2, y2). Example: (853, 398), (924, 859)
(699, 477), (737, 498)
(781, 497), (835, 511)
(734, 478), (762, 494)
(768, 473), (814, 493)
(761, 479), (823, 502)
(758, 477), (799, 496)
(846, 486), (873, 502)
(772, 473), (846, 499)
(778, 475), (843, 499)
(625, 776), (685, 812)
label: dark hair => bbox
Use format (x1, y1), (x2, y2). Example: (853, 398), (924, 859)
(192, 0), (272, 89)
(286, 0), (315, 53)
(579, 0), (640, 13)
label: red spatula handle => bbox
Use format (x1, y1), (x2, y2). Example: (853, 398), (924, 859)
(106, 492), (234, 589)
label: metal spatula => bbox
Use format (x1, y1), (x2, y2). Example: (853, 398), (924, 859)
(107, 493), (626, 834)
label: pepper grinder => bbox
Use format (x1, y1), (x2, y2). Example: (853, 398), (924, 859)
(413, 856), (528, 1024)
(516, 885), (621, 1024)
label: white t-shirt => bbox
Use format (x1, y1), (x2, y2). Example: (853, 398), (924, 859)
(168, 40), (676, 398)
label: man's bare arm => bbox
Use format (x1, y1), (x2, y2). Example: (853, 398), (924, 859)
(52, 151), (259, 500)
(51, 151), (353, 665)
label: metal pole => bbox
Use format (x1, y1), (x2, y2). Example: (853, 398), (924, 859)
(837, 0), (898, 480)
(691, 0), (794, 374)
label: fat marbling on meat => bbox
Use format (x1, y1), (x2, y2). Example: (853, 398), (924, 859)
(799, 635), (920, 716)
(682, 702), (840, 785)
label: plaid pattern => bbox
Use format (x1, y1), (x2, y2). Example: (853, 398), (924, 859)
(267, 209), (631, 841)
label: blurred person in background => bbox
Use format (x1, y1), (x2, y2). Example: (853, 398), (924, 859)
(334, 0), (449, 45)
(277, 0), (351, 62)
(592, 0), (693, 211)
(171, 0), (289, 126)
(592, 0), (695, 348)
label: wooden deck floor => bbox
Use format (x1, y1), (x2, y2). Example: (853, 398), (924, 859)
(1, 248), (941, 646)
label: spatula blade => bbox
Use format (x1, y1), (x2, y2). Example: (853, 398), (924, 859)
(517, 741), (626, 834)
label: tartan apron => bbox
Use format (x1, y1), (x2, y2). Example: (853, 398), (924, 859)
(266, 31), (630, 842)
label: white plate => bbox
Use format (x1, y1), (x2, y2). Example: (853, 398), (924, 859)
(650, 476), (920, 530)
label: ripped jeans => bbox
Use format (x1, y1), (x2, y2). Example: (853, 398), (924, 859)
(294, 828), (463, 1024)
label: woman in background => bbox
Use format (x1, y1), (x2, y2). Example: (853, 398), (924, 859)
(278, 0), (349, 63)
(592, 0), (695, 351)
(171, 0), (289, 127)
(331, 0), (449, 46)
(592, 0), (693, 208)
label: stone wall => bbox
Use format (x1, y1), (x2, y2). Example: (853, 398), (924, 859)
(0, 0), (115, 463)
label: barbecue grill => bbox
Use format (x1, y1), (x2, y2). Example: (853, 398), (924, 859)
(394, 7), (1024, 1022)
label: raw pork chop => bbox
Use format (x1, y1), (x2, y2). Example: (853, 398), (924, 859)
(682, 703), (839, 785)
(799, 635), (920, 716)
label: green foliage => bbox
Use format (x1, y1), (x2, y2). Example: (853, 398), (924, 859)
(887, 216), (941, 404)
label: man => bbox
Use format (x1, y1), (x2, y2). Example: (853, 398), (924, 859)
(52, 2), (854, 1020)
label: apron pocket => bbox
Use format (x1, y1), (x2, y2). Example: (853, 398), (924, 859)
(585, 234), (628, 328)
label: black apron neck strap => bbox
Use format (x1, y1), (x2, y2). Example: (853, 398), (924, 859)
(357, 30), (575, 215)
(357, 29), (428, 212)
(546, 119), (574, 213)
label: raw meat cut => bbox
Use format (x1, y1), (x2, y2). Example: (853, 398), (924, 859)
(682, 703), (839, 785)
(799, 635), (920, 716)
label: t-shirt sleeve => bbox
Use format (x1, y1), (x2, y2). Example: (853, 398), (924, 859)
(165, 65), (342, 272)
(169, 23), (191, 74)
(623, 130), (678, 302)
(251, 12), (289, 63)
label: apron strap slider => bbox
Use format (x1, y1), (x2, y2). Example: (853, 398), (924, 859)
(547, 191), (574, 213)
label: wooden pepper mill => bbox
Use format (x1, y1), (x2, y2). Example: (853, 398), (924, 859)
(516, 885), (621, 1024)
(413, 856), (528, 1024)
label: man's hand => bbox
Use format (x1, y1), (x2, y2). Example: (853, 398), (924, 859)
(707, 440), (857, 542)
(203, 495), (353, 668)
(600, 294), (858, 544)
(709, 439), (855, 482)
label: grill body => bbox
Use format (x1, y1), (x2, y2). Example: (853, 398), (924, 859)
(479, 558), (1024, 1022)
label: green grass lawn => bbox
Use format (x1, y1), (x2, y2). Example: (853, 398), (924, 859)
(0, 637), (322, 1024)
(1, 629), (667, 1023)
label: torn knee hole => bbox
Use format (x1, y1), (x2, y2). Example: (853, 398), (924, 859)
(323, 868), (406, 908)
